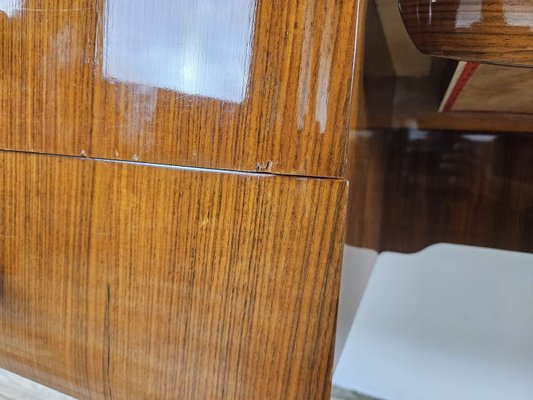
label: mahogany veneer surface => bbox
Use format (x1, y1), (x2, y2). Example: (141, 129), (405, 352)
(0, 0), (357, 177)
(0, 151), (347, 399)
(399, 0), (533, 67)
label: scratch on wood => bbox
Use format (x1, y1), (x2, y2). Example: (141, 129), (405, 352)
(255, 160), (273, 173)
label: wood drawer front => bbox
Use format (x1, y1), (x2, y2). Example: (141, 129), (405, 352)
(0, 151), (346, 399)
(0, 0), (357, 177)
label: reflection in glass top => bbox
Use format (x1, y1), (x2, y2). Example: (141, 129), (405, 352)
(455, 0), (533, 31)
(103, 0), (257, 103)
(504, 3), (533, 30)
(455, 0), (481, 28)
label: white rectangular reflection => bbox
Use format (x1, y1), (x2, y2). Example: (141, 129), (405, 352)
(0, 0), (22, 17)
(103, 0), (256, 103)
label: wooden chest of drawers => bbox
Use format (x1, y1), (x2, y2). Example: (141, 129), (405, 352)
(0, 0), (360, 398)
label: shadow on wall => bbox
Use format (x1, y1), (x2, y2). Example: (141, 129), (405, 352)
(334, 245), (377, 370)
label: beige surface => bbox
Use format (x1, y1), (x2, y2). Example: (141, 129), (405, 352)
(446, 63), (533, 114)
(374, 0), (431, 76)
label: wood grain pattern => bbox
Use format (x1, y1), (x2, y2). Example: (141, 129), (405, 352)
(345, 130), (385, 251)
(346, 129), (533, 254)
(349, 0), (370, 131)
(0, 151), (347, 399)
(399, 0), (533, 66)
(0, 0), (358, 178)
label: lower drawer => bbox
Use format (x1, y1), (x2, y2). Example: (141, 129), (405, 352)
(0, 151), (346, 399)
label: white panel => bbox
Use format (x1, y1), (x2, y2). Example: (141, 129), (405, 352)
(334, 244), (533, 400)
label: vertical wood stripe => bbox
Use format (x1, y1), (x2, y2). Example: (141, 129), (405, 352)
(0, 151), (347, 399)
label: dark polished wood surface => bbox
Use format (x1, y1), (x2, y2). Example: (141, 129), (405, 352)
(0, 150), (346, 399)
(346, 129), (533, 253)
(0, 0), (357, 177)
(399, 0), (533, 66)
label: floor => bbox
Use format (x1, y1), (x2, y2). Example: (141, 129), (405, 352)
(0, 369), (73, 400)
(331, 386), (376, 400)
(0, 369), (377, 400)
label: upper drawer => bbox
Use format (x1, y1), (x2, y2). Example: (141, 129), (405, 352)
(0, 0), (358, 178)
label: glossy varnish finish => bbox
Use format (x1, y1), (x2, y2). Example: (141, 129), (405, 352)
(346, 129), (533, 253)
(0, 0), (357, 177)
(399, 0), (533, 66)
(0, 151), (347, 399)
